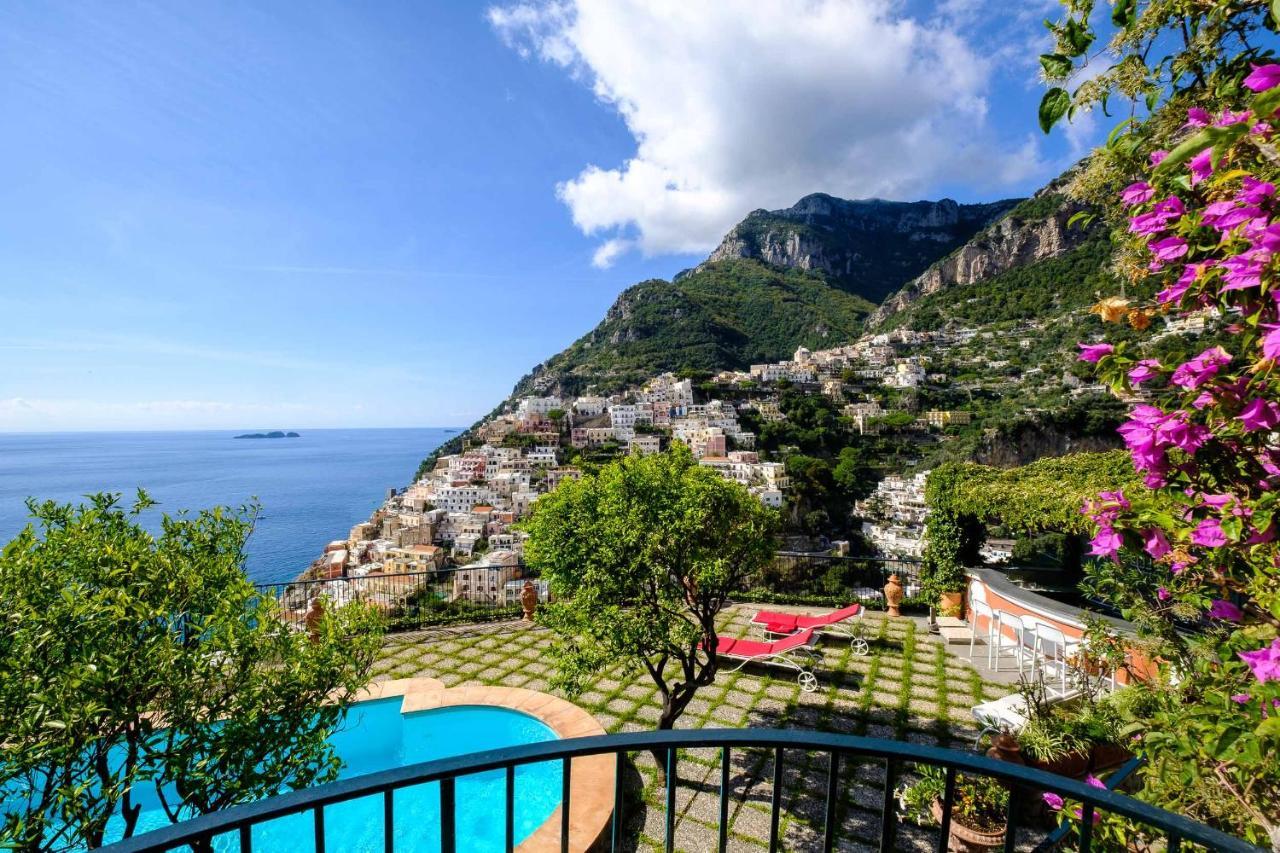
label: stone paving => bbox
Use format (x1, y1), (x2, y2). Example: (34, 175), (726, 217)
(372, 605), (1017, 852)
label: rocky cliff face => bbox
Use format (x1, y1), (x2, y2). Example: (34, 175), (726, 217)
(869, 192), (1095, 326)
(705, 193), (1021, 303)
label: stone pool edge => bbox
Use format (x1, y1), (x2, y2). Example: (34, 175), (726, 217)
(359, 677), (613, 853)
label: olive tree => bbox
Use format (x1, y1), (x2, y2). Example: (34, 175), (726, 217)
(523, 446), (778, 737)
(0, 493), (383, 852)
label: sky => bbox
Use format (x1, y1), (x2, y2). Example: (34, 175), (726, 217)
(0, 0), (1104, 432)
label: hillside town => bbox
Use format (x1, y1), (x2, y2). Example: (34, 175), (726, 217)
(297, 306), (1182, 588)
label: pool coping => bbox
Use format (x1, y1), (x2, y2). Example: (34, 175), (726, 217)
(364, 677), (613, 853)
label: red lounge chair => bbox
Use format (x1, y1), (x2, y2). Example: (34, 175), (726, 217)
(708, 627), (822, 692)
(751, 603), (869, 656)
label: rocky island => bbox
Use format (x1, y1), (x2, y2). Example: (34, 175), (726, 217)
(233, 431), (300, 439)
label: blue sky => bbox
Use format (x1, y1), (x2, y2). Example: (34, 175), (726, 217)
(0, 1), (1099, 431)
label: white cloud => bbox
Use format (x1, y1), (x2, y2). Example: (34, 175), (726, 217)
(489, 0), (1048, 266)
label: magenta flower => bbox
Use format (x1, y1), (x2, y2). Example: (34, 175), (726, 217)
(1120, 181), (1154, 205)
(1189, 149), (1214, 185)
(1239, 398), (1280, 432)
(1156, 587), (1171, 601)
(1085, 775), (1106, 790)
(1261, 325), (1280, 362)
(1239, 638), (1280, 683)
(1205, 203), (1263, 233)
(1232, 693), (1251, 704)
(1129, 195), (1184, 235)
(1072, 806), (1103, 825)
(1220, 252), (1266, 291)
(1143, 528), (1171, 559)
(1244, 63), (1280, 92)
(1077, 343), (1114, 363)
(1208, 599), (1244, 621)
(1186, 107), (1211, 127)
(1149, 236), (1188, 262)
(1089, 526), (1123, 558)
(1043, 792), (1064, 811)
(1150, 150), (1169, 166)
(1238, 176), (1275, 205)
(1127, 359), (1162, 386)
(1190, 517), (1229, 547)
(1217, 109), (1252, 127)
(1170, 347), (1231, 389)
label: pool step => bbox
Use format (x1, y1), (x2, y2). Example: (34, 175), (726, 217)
(936, 616), (971, 645)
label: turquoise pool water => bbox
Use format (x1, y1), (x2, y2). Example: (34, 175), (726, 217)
(105, 700), (564, 851)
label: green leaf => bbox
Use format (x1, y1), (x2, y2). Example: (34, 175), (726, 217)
(1154, 128), (1214, 174)
(1067, 210), (1096, 229)
(1063, 18), (1094, 57)
(1039, 88), (1071, 134)
(1273, 0), (1280, 27)
(1039, 53), (1073, 79)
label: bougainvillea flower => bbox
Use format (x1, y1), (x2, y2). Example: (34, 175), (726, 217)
(1085, 775), (1106, 790)
(1089, 526), (1123, 558)
(1156, 587), (1171, 601)
(1129, 195), (1184, 234)
(1239, 398), (1280, 432)
(1208, 205), (1263, 233)
(1192, 391), (1216, 409)
(1217, 109), (1253, 127)
(1190, 517), (1229, 547)
(1185, 107), (1211, 127)
(1246, 524), (1275, 544)
(1170, 347), (1231, 389)
(1072, 807), (1103, 825)
(1077, 343), (1114, 363)
(1043, 792), (1064, 811)
(1128, 359), (1162, 385)
(1231, 693), (1252, 703)
(1220, 253), (1267, 290)
(1208, 599), (1244, 621)
(1238, 176), (1276, 204)
(1097, 490), (1130, 509)
(1255, 223), (1280, 253)
(1149, 236), (1188, 262)
(1120, 181), (1154, 205)
(1260, 325), (1280, 362)
(1189, 149), (1214, 185)
(1143, 528), (1172, 559)
(1244, 63), (1280, 92)
(1150, 150), (1169, 166)
(1239, 639), (1280, 682)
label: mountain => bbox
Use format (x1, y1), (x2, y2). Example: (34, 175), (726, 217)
(511, 259), (875, 399)
(868, 186), (1105, 329)
(705, 193), (1022, 303)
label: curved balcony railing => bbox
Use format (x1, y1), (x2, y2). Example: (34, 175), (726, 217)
(93, 728), (1261, 853)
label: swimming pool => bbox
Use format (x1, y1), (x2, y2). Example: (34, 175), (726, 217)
(101, 700), (565, 852)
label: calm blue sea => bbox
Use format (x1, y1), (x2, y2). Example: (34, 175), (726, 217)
(0, 428), (455, 585)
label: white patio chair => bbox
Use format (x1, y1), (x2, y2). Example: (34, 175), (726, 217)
(968, 599), (1000, 668)
(1034, 623), (1074, 698)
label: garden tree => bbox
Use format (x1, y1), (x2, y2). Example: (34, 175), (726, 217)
(522, 446), (778, 743)
(1039, 0), (1280, 844)
(0, 493), (382, 853)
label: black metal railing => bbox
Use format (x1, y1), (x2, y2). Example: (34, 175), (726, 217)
(92, 728), (1259, 853)
(257, 564), (540, 633)
(258, 553), (927, 633)
(740, 553), (926, 610)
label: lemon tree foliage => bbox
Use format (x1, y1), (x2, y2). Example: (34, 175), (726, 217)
(1038, 0), (1280, 844)
(0, 494), (383, 853)
(522, 446), (778, 732)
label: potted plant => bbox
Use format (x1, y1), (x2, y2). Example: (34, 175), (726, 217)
(1017, 715), (1091, 778)
(900, 767), (1008, 852)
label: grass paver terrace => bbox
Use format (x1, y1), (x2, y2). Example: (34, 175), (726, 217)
(372, 604), (1011, 852)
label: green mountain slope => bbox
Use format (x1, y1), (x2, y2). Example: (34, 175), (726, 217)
(512, 259), (875, 398)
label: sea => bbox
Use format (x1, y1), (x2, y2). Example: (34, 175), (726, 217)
(0, 428), (456, 585)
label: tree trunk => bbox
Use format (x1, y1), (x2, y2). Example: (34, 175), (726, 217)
(650, 696), (683, 786)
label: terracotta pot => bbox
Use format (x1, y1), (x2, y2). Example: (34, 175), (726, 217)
(1027, 750), (1090, 780)
(939, 591), (964, 618)
(930, 800), (1006, 852)
(1089, 742), (1135, 774)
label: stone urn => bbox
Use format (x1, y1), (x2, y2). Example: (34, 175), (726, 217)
(520, 581), (538, 621)
(884, 574), (904, 617)
(304, 597), (324, 643)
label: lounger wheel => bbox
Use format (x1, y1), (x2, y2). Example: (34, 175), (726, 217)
(797, 671), (819, 693)
(851, 638), (870, 657)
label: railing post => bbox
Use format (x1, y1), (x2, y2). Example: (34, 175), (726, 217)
(935, 767), (955, 853)
(383, 790), (394, 853)
(822, 751), (839, 853)
(664, 748), (677, 853)
(769, 747), (783, 853)
(440, 777), (456, 853)
(879, 757), (898, 853)
(718, 747), (731, 853)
